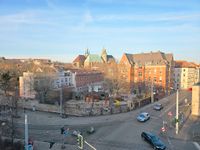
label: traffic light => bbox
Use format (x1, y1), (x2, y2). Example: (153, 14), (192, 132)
(61, 127), (65, 134)
(77, 134), (84, 149)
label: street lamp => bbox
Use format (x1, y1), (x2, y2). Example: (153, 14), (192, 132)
(151, 80), (154, 103)
(60, 86), (63, 117)
(176, 89), (179, 134)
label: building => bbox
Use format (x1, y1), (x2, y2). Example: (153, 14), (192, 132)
(73, 55), (86, 68)
(118, 51), (174, 94)
(53, 70), (74, 89)
(174, 61), (198, 90)
(19, 69), (104, 98)
(192, 82), (200, 116)
(73, 48), (118, 80)
(19, 72), (35, 99)
(69, 69), (104, 93)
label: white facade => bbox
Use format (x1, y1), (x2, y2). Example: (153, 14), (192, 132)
(19, 70), (103, 99)
(53, 71), (74, 89)
(19, 72), (35, 99)
(174, 67), (197, 90)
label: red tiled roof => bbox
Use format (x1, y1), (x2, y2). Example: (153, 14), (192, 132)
(73, 55), (86, 63)
(175, 60), (197, 68)
(124, 51), (172, 65)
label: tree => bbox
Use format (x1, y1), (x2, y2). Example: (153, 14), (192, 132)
(34, 75), (54, 103)
(0, 71), (12, 95)
(0, 71), (19, 145)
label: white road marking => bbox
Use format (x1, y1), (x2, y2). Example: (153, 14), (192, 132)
(167, 136), (174, 150)
(193, 142), (200, 150)
(159, 96), (187, 117)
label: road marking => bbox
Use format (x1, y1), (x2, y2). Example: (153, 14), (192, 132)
(150, 116), (160, 120)
(167, 136), (174, 150)
(193, 142), (200, 150)
(159, 96), (187, 117)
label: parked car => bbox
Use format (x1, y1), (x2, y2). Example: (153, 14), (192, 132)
(137, 112), (150, 122)
(87, 126), (95, 134)
(141, 132), (166, 150)
(153, 103), (163, 111)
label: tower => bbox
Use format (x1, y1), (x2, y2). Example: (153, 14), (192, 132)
(85, 48), (90, 57)
(101, 48), (107, 63)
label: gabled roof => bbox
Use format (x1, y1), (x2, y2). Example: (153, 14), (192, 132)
(85, 54), (103, 63)
(107, 55), (116, 62)
(73, 55), (86, 63)
(175, 60), (197, 68)
(123, 51), (172, 66)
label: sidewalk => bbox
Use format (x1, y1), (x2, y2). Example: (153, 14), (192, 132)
(166, 115), (200, 142)
(33, 140), (78, 150)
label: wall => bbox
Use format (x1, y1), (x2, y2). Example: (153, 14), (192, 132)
(192, 84), (200, 116)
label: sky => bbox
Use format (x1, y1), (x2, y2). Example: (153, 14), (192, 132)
(0, 0), (200, 63)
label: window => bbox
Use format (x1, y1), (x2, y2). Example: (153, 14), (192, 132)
(138, 72), (142, 77)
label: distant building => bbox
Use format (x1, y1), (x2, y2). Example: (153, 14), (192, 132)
(19, 72), (35, 99)
(174, 61), (198, 90)
(19, 69), (104, 98)
(192, 82), (200, 116)
(73, 48), (118, 79)
(69, 69), (104, 93)
(73, 55), (86, 68)
(118, 51), (174, 94)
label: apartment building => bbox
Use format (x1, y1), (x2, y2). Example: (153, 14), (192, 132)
(118, 51), (174, 94)
(19, 69), (104, 98)
(19, 72), (35, 99)
(174, 61), (198, 90)
(70, 69), (104, 93)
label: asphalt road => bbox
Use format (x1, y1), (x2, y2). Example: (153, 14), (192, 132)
(13, 90), (198, 150)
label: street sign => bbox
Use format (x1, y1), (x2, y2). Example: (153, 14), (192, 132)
(161, 127), (166, 132)
(168, 111), (172, 116)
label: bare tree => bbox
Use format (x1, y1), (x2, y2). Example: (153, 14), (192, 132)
(0, 71), (12, 95)
(34, 75), (54, 103)
(0, 71), (19, 145)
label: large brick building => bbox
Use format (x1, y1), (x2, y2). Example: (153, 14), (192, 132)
(118, 51), (174, 94)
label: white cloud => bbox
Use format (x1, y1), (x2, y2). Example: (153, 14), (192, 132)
(95, 13), (200, 22)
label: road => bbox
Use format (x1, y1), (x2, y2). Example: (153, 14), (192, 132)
(13, 90), (198, 150)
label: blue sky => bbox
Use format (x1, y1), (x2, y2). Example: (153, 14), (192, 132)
(0, 0), (200, 63)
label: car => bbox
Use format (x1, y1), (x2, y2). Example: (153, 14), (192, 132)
(153, 103), (163, 111)
(137, 112), (150, 122)
(87, 126), (95, 134)
(141, 132), (166, 150)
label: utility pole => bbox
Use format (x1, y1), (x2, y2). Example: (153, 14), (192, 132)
(176, 89), (179, 134)
(151, 81), (154, 103)
(60, 86), (63, 117)
(25, 114), (29, 150)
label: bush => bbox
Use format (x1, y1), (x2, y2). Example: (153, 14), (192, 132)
(0, 138), (24, 150)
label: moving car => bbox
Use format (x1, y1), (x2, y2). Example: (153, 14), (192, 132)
(137, 112), (150, 122)
(141, 132), (166, 150)
(153, 103), (163, 111)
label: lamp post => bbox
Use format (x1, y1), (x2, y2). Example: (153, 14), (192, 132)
(176, 89), (179, 134)
(151, 80), (154, 103)
(25, 114), (29, 150)
(60, 85), (64, 117)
